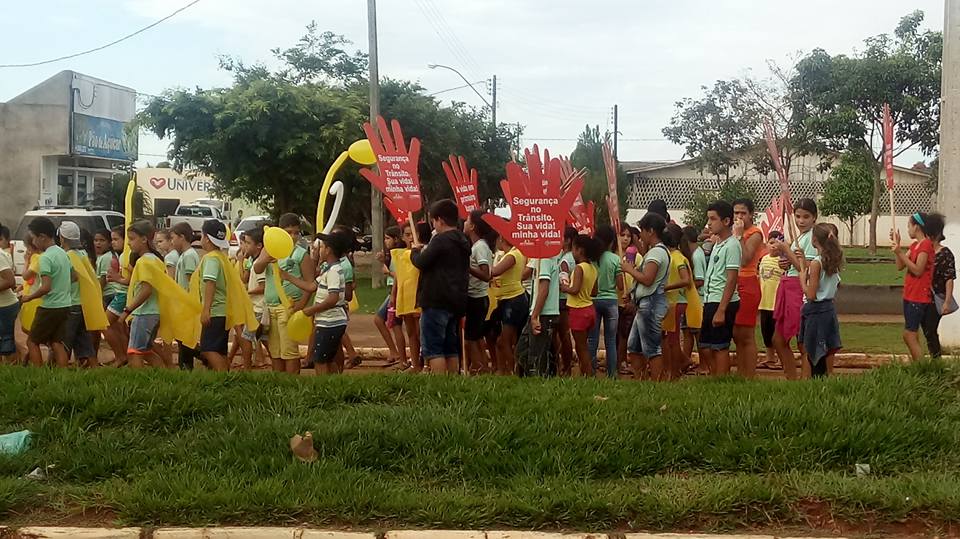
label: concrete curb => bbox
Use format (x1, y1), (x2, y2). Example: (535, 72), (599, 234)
(0, 528), (849, 539)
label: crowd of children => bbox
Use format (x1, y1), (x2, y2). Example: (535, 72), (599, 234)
(0, 195), (955, 377)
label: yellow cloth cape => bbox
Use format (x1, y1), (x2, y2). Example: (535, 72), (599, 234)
(20, 256), (41, 331)
(683, 280), (703, 330)
(391, 248), (420, 316)
(190, 250), (259, 332)
(66, 252), (109, 331)
(127, 255), (202, 348)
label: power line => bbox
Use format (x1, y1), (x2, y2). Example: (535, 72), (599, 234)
(427, 81), (486, 96)
(420, 0), (484, 78)
(412, 0), (483, 83)
(0, 0), (203, 68)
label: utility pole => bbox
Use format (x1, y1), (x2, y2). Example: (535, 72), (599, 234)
(367, 0), (384, 288)
(491, 75), (497, 128)
(516, 123), (521, 158)
(939, 0), (960, 342)
(613, 104), (619, 160)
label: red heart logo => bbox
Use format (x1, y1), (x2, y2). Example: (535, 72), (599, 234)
(149, 177), (166, 189)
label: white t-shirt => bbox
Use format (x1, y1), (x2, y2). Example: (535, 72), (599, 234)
(0, 250), (17, 308)
(314, 261), (348, 328)
(468, 239), (493, 298)
(245, 258), (266, 314)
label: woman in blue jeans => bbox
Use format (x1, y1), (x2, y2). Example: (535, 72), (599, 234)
(589, 225), (624, 377)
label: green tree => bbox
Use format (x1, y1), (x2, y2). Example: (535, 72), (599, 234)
(662, 79), (763, 184)
(819, 151), (876, 241)
(791, 10), (941, 252)
(92, 174), (151, 218)
(139, 25), (514, 227)
(569, 125), (629, 226)
(683, 178), (757, 232)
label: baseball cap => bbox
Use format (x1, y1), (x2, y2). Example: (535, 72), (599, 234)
(202, 219), (230, 249)
(58, 221), (81, 242)
(316, 231), (350, 257)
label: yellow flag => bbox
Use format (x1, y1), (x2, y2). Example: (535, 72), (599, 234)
(66, 252), (109, 331)
(127, 255), (202, 348)
(190, 250), (259, 331)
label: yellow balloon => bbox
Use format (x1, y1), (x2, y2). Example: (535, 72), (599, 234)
(287, 310), (313, 343)
(263, 226), (294, 260)
(348, 139), (377, 165)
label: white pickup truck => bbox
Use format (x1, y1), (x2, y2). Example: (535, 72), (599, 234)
(166, 204), (229, 237)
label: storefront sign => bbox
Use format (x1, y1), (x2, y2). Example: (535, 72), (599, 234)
(72, 113), (138, 161)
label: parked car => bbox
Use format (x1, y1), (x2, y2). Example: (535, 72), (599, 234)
(11, 207), (125, 276)
(229, 215), (271, 259)
(166, 204), (229, 237)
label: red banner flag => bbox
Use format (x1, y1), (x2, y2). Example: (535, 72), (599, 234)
(602, 142), (620, 235)
(763, 119), (789, 193)
(761, 194), (792, 240)
(360, 116), (423, 214)
(883, 103), (895, 191)
(442, 155), (480, 219)
(483, 145), (584, 259)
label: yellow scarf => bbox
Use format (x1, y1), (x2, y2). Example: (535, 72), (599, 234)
(66, 251), (109, 331)
(190, 250), (259, 332)
(391, 248), (420, 316)
(127, 254), (202, 348)
(20, 256), (41, 331)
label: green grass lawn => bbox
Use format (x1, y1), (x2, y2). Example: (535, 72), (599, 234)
(843, 246), (895, 260)
(754, 323), (904, 355)
(353, 277), (389, 314)
(840, 263), (903, 286)
(1, 363), (960, 531)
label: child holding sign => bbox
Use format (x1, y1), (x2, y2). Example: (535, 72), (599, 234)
(410, 200), (471, 374)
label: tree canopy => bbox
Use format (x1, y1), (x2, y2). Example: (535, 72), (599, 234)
(139, 25), (515, 227)
(819, 150), (876, 239)
(791, 10), (941, 249)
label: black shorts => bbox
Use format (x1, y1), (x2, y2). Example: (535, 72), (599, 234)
(29, 306), (70, 346)
(311, 325), (347, 364)
(699, 301), (740, 351)
(464, 296), (489, 341)
(200, 317), (229, 355)
(64, 306), (95, 359)
(759, 309), (775, 347)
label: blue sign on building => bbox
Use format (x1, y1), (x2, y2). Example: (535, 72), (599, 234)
(71, 113), (138, 161)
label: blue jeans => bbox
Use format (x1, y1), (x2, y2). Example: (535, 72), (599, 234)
(419, 308), (461, 360)
(628, 293), (669, 358)
(588, 298), (619, 378)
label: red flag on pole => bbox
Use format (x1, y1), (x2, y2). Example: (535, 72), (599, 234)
(763, 118), (797, 241)
(883, 103), (895, 191)
(602, 142), (621, 236)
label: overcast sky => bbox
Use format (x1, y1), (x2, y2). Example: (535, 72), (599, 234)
(0, 0), (945, 168)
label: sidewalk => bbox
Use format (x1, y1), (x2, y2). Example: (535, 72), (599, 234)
(0, 527), (850, 539)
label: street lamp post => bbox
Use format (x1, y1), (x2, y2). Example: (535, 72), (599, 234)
(428, 63), (495, 126)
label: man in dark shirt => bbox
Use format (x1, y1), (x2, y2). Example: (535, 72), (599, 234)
(411, 199), (471, 374)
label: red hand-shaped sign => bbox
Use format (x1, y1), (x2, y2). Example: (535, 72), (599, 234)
(569, 200), (595, 235)
(442, 155), (480, 219)
(360, 116), (422, 214)
(560, 155), (592, 234)
(483, 145), (584, 259)
(383, 195), (407, 225)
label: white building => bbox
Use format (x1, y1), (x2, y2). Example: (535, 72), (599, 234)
(621, 154), (933, 246)
(0, 71), (138, 224)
